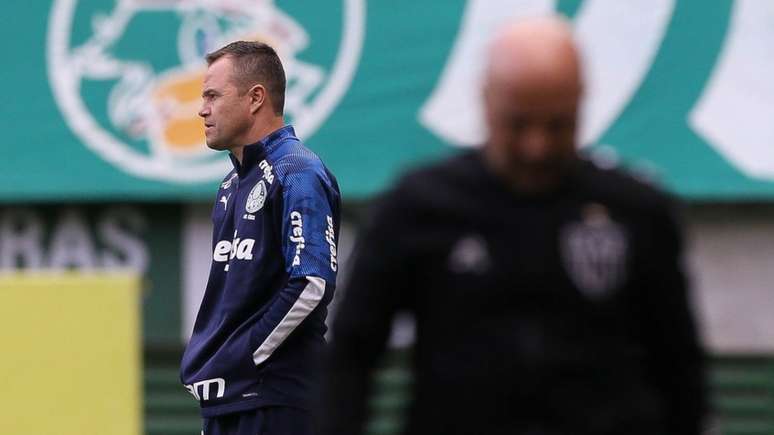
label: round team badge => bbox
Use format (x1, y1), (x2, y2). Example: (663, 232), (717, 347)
(245, 181), (267, 214)
(47, 0), (365, 182)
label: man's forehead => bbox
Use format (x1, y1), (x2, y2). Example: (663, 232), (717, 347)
(203, 57), (235, 87)
(485, 17), (581, 97)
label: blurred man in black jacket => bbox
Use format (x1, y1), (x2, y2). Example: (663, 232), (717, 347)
(319, 16), (706, 435)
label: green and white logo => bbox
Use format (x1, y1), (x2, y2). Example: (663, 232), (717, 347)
(47, 0), (364, 182)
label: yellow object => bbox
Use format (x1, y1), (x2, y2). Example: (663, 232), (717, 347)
(0, 272), (141, 435)
(153, 69), (207, 151)
(163, 115), (207, 150)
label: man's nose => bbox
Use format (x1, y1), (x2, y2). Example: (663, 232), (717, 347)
(521, 126), (551, 161)
(199, 104), (210, 118)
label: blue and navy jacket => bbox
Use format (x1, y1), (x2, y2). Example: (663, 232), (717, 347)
(181, 126), (341, 417)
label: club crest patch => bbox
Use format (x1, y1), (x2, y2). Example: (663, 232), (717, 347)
(560, 203), (628, 299)
(245, 181), (267, 214)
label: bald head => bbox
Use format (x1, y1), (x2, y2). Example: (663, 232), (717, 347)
(486, 16), (582, 94)
(482, 16), (583, 193)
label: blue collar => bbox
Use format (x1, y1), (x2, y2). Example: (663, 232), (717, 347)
(229, 125), (296, 176)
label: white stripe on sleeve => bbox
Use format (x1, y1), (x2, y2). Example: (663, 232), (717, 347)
(252, 276), (326, 366)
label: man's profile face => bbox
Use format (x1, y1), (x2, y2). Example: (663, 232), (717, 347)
(484, 72), (580, 186)
(199, 56), (252, 151)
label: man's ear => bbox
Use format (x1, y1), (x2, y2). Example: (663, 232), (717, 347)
(248, 84), (266, 114)
(481, 82), (494, 123)
(481, 81), (492, 104)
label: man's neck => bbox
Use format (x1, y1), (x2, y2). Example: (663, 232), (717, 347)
(231, 116), (285, 164)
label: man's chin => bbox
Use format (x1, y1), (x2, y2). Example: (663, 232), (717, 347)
(520, 156), (576, 175)
(503, 158), (576, 191)
(205, 140), (227, 151)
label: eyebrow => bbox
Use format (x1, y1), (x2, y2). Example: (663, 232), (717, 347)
(202, 88), (219, 97)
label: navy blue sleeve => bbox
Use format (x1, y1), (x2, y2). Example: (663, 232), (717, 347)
(250, 163), (339, 366)
(280, 166), (338, 283)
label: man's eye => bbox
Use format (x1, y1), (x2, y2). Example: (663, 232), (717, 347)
(510, 118), (528, 131)
(548, 118), (574, 132)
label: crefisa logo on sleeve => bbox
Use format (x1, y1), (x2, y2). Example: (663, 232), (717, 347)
(47, 0), (364, 182)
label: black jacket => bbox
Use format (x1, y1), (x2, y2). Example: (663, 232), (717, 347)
(320, 150), (706, 435)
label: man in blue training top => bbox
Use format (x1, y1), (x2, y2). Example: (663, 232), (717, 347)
(181, 40), (341, 435)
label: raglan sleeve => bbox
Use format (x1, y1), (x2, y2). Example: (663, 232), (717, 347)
(249, 162), (340, 367)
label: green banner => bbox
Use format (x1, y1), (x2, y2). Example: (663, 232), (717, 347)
(3, 0), (774, 201)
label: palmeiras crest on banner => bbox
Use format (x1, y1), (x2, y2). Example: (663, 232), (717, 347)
(560, 203), (629, 299)
(47, 0), (364, 183)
